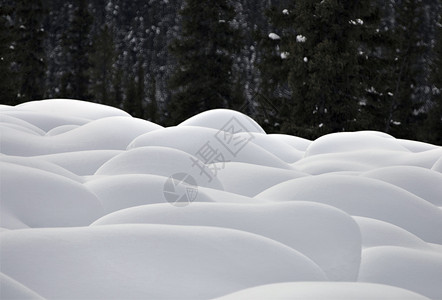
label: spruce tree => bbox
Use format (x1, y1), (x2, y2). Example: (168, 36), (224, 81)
(112, 64), (124, 108)
(135, 63), (145, 118)
(147, 76), (158, 123)
(14, 0), (46, 103)
(384, 0), (426, 139)
(0, 2), (18, 105)
(168, 0), (242, 124)
(124, 75), (137, 116)
(60, 0), (92, 100)
(358, 2), (396, 132)
(257, 5), (296, 133)
(285, 1), (376, 138)
(123, 65), (143, 118)
(425, 18), (442, 145)
(89, 25), (115, 105)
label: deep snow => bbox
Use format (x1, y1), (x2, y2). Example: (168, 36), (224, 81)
(1, 99), (441, 299)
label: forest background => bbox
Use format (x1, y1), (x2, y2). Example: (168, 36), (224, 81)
(1, 0), (441, 143)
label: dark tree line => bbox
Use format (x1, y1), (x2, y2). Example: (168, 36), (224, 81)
(0, 0), (440, 144)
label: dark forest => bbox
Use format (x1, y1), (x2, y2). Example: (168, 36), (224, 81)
(1, 0), (441, 143)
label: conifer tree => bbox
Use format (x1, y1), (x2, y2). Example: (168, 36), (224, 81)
(89, 25), (115, 105)
(425, 19), (442, 145)
(124, 75), (137, 116)
(136, 63), (145, 118)
(358, 2), (396, 132)
(0, 3), (18, 105)
(112, 64), (124, 108)
(385, 0), (426, 139)
(257, 5), (295, 133)
(14, 0), (46, 102)
(259, 1), (378, 138)
(147, 76), (158, 123)
(287, 1), (376, 138)
(123, 65), (143, 118)
(60, 0), (92, 100)
(168, 0), (243, 124)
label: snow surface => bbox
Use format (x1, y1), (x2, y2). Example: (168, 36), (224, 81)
(214, 282), (430, 300)
(268, 32), (281, 40)
(0, 99), (441, 299)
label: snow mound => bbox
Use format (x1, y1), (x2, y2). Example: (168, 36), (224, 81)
(178, 108), (265, 133)
(46, 116), (162, 151)
(197, 186), (268, 204)
(208, 162), (308, 196)
(35, 150), (122, 176)
(16, 99), (131, 119)
(432, 156), (442, 172)
(214, 282), (430, 300)
(398, 138), (440, 152)
(0, 162), (103, 228)
(92, 202), (361, 281)
(0, 272), (45, 300)
(95, 146), (224, 190)
(361, 166), (442, 206)
(268, 133), (312, 151)
(0, 114), (46, 135)
(359, 246), (442, 299)
(240, 132), (304, 163)
(0, 155), (83, 183)
(1, 116), (161, 156)
(0, 224), (326, 299)
(45, 124), (80, 135)
(294, 157), (372, 174)
(128, 126), (291, 169)
(305, 131), (410, 156)
(1, 110), (89, 132)
(85, 174), (215, 214)
(255, 174), (442, 243)
(353, 217), (431, 250)
(294, 148), (442, 173)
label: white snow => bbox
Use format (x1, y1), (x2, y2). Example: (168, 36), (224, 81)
(1, 116), (162, 156)
(0, 99), (441, 299)
(349, 19), (364, 25)
(95, 146), (224, 190)
(92, 202), (361, 281)
(16, 99), (131, 120)
(127, 126), (291, 169)
(0, 273), (45, 300)
(255, 174), (442, 243)
(0, 224), (326, 299)
(178, 108), (265, 133)
(304, 131), (409, 156)
(280, 51), (289, 59)
(361, 166), (442, 206)
(268, 32), (281, 40)
(214, 282), (430, 300)
(359, 246), (442, 299)
(0, 162), (103, 229)
(296, 34), (307, 43)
